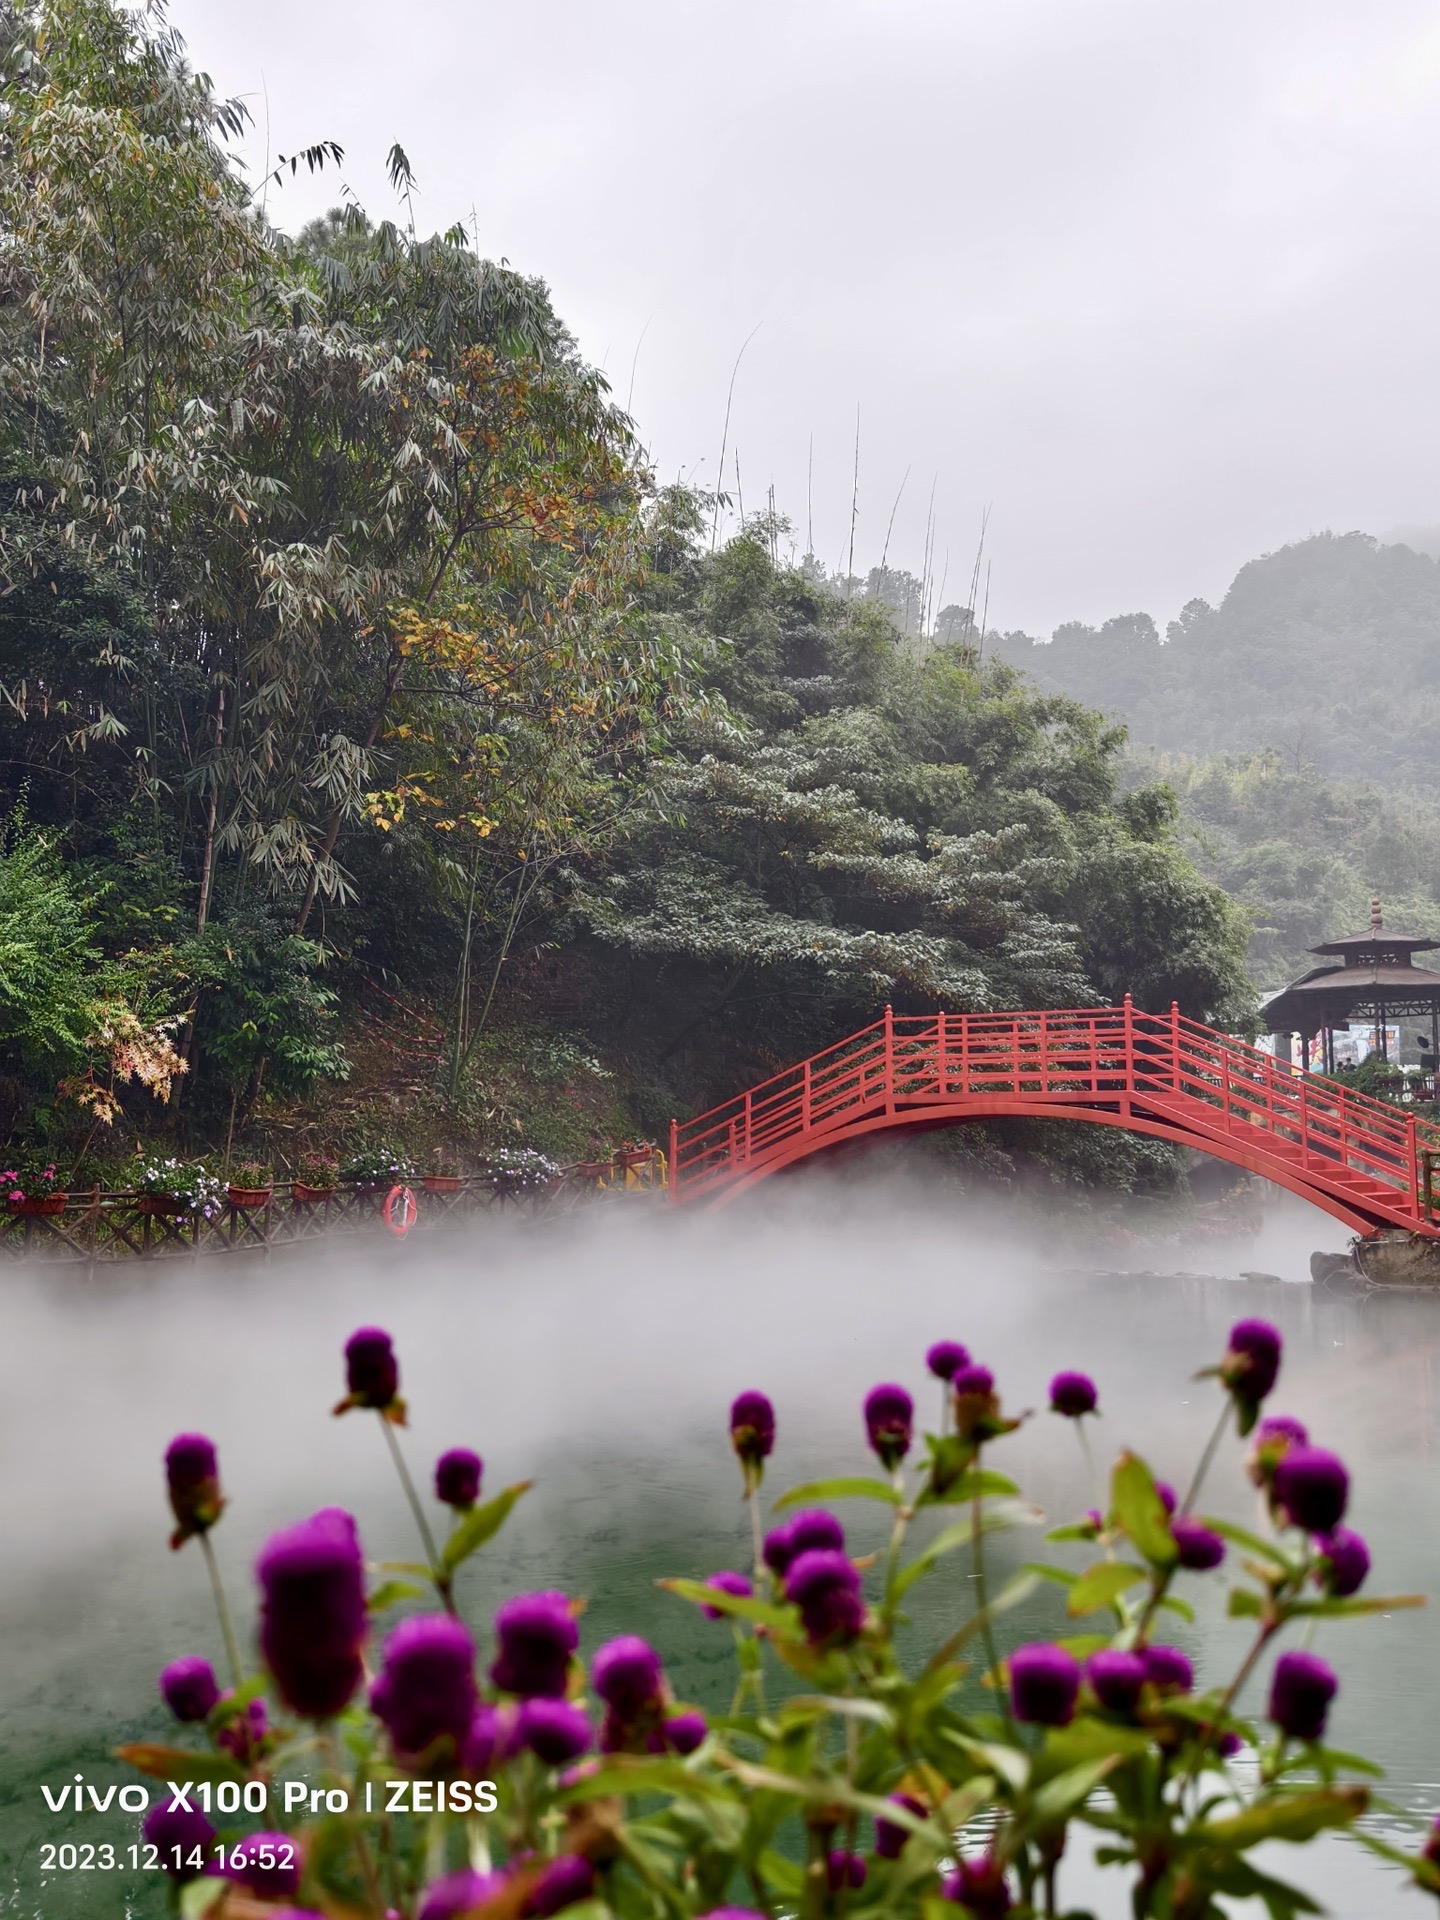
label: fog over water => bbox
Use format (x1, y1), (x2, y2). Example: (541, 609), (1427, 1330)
(2, 1177), (1436, 1916)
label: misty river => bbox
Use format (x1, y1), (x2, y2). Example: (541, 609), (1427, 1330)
(1, 1179), (1435, 1919)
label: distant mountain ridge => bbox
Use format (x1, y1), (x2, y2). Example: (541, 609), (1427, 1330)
(992, 532), (1440, 788)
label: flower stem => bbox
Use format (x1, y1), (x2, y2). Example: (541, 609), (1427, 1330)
(746, 1476), (765, 1585)
(199, 1531), (243, 1691)
(1180, 1399), (1233, 1516)
(971, 1459), (1014, 1737)
(380, 1413), (453, 1614)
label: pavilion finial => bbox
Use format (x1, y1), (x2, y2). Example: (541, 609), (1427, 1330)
(1370, 894), (1383, 931)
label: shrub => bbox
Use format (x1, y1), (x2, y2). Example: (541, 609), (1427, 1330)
(125, 1318), (1434, 1920)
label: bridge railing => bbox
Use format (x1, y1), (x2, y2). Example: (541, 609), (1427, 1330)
(670, 1001), (1440, 1217)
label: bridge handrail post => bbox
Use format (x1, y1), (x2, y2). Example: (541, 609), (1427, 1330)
(1123, 993), (1134, 1094)
(802, 1059), (811, 1132)
(1408, 1112), (1420, 1222)
(1297, 1074), (1308, 1169)
(742, 1092), (752, 1163)
(1170, 1000), (1180, 1092)
(884, 1003), (894, 1114)
(938, 1011), (948, 1096)
(668, 1118), (679, 1202)
(1039, 1008), (1048, 1094)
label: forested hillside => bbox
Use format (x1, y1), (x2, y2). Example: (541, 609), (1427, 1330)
(994, 532), (1440, 789)
(0, 0), (1254, 1200)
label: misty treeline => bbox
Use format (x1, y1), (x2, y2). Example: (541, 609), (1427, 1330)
(989, 533), (1440, 988)
(0, 0), (1250, 1196)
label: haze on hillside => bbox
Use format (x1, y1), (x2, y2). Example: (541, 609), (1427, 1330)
(169, 0), (1440, 638)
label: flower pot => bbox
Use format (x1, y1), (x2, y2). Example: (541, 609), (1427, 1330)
(8, 1192), (68, 1216)
(135, 1193), (190, 1217)
(291, 1182), (335, 1204)
(617, 1147), (653, 1171)
(423, 1175), (463, 1193)
(345, 1179), (389, 1195)
(227, 1185), (272, 1209)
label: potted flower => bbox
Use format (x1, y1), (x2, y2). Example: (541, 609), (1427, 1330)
(339, 1146), (415, 1194)
(423, 1156), (463, 1194)
(134, 1157), (225, 1219)
(483, 1146), (561, 1199)
(3, 1154), (67, 1216)
(292, 1150), (339, 1204)
(227, 1159), (274, 1209)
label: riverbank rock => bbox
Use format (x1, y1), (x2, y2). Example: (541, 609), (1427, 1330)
(1353, 1230), (1440, 1288)
(1310, 1250), (1363, 1293)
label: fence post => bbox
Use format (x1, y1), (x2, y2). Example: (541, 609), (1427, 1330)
(1170, 1000), (1181, 1092)
(884, 1003), (894, 1114)
(668, 1118), (679, 1203)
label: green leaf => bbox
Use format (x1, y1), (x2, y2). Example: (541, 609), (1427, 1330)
(180, 1880), (228, 1920)
(367, 1578), (424, 1614)
(1285, 1593), (1425, 1619)
(1046, 1521), (1103, 1543)
(1156, 1593), (1196, 1622)
(1066, 1560), (1147, 1617)
(1023, 1562), (1078, 1587)
(439, 1480), (532, 1576)
(556, 1757), (734, 1804)
(895, 1504), (1036, 1602)
(1200, 1516), (1296, 1569)
(1228, 1587), (1264, 1618)
(1200, 1785), (1369, 1847)
(916, 1465), (1021, 1507)
(946, 1734), (1030, 1792)
(1029, 1754), (1120, 1826)
(661, 1578), (799, 1633)
(114, 1744), (245, 1784)
(774, 1476), (903, 1510)
(924, 1570), (1040, 1673)
(1110, 1452), (1177, 1568)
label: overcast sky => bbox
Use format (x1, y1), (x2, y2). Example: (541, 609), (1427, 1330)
(169, 0), (1440, 638)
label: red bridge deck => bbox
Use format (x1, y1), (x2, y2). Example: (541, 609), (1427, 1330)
(668, 999), (1440, 1236)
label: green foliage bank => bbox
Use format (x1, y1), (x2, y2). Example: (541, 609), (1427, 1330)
(0, 0), (1250, 1202)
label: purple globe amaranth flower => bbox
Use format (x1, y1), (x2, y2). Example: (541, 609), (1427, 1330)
(784, 1548), (866, 1645)
(1423, 1817), (1440, 1872)
(371, 1613), (478, 1768)
(1314, 1526), (1370, 1598)
(1172, 1518), (1226, 1571)
(1220, 1319), (1282, 1424)
(490, 1591), (578, 1698)
(1216, 1731), (1244, 1758)
(788, 1508), (846, 1558)
(696, 1912), (768, 1920)
(165, 1432), (224, 1549)
(864, 1383), (914, 1470)
(700, 1569), (753, 1618)
(462, 1702), (518, 1773)
(942, 1852), (1013, 1916)
(827, 1849), (867, 1891)
(216, 1694), (268, 1762)
(1155, 1481), (1177, 1515)
(729, 1391), (775, 1476)
(1273, 1446), (1349, 1534)
(1268, 1650), (1338, 1742)
(434, 1448), (482, 1510)
(1087, 1649), (1147, 1715)
(927, 1339), (970, 1381)
(663, 1710), (706, 1755)
(420, 1868), (509, 1920)
(1246, 1414), (1308, 1488)
(257, 1507), (368, 1719)
(951, 1363), (1000, 1440)
(762, 1524), (795, 1575)
(335, 1326), (404, 1419)
(226, 1831), (301, 1898)
(1049, 1370), (1098, 1418)
(1142, 1645), (1194, 1694)
(1009, 1643), (1080, 1727)
(525, 1856), (595, 1917)
(159, 1656), (220, 1724)
(592, 1635), (665, 1717)
(519, 1697), (593, 1766)
(875, 1790), (927, 1859)
(143, 1801), (216, 1880)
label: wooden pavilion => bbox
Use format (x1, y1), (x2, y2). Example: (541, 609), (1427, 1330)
(1263, 897), (1440, 1083)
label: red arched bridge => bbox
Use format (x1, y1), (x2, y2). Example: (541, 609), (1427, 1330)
(667, 999), (1440, 1235)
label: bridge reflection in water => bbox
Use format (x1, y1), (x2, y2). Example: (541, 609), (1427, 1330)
(670, 998), (1440, 1234)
